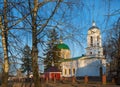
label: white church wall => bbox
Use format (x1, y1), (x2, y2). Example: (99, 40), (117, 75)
(61, 58), (106, 77)
(75, 58), (106, 77)
(75, 58), (99, 76)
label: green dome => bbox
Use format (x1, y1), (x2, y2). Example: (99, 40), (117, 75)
(57, 43), (69, 50)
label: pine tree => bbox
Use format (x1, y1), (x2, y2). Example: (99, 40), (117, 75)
(44, 29), (60, 70)
(21, 45), (32, 78)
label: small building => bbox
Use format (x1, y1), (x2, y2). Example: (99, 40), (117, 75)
(44, 66), (61, 80)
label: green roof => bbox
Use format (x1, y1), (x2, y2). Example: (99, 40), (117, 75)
(60, 55), (104, 62)
(57, 43), (69, 50)
(60, 55), (85, 62)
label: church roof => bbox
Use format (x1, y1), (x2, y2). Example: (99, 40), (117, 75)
(89, 26), (99, 30)
(60, 55), (104, 62)
(57, 43), (69, 50)
(45, 66), (61, 72)
(60, 55), (85, 62)
(89, 21), (99, 30)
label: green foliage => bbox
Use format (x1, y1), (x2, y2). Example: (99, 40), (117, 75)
(44, 29), (61, 70)
(21, 45), (32, 77)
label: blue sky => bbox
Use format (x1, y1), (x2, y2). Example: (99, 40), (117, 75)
(63, 0), (120, 57)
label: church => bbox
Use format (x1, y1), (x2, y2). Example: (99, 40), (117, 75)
(58, 21), (106, 77)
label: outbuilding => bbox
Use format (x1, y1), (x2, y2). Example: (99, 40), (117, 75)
(44, 66), (61, 80)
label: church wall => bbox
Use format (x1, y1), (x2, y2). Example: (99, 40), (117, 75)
(61, 61), (77, 77)
(60, 49), (71, 59)
(76, 58), (100, 76)
(61, 57), (106, 77)
(76, 58), (106, 77)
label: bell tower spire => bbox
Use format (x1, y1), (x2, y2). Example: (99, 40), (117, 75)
(92, 20), (96, 26)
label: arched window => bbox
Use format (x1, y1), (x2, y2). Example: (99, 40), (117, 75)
(97, 36), (100, 46)
(97, 43), (99, 46)
(90, 36), (93, 46)
(65, 69), (67, 75)
(97, 36), (99, 41)
(73, 68), (75, 75)
(69, 69), (71, 75)
(98, 51), (100, 56)
(90, 52), (92, 54)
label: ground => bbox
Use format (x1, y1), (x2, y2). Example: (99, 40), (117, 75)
(4, 79), (120, 87)
(6, 82), (120, 87)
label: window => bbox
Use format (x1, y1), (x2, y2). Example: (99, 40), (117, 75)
(90, 52), (92, 54)
(90, 36), (93, 46)
(98, 51), (100, 55)
(90, 44), (93, 46)
(97, 43), (99, 46)
(65, 69), (67, 75)
(97, 36), (99, 41)
(69, 69), (71, 75)
(73, 68), (75, 75)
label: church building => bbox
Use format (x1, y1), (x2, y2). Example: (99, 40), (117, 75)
(59, 21), (106, 77)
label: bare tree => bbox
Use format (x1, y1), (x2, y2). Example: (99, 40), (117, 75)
(0, 0), (29, 87)
(103, 17), (120, 84)
(17, 0), (83, 87)
(0, 0), (9, 86)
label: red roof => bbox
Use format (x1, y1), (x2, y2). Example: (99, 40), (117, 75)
(45, 66), (61, 72)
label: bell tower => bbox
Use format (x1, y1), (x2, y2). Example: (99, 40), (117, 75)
(86, 21), (104, 57)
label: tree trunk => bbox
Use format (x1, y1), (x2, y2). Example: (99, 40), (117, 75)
(32, 48), (40, 87)
(31, 0), (41, 87)
(0, 15), (9, 87)
(0, 0), (9, 87)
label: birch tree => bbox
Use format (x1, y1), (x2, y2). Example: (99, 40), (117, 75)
(0, 0), (30, 86)
(0, 0), (9, 86)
